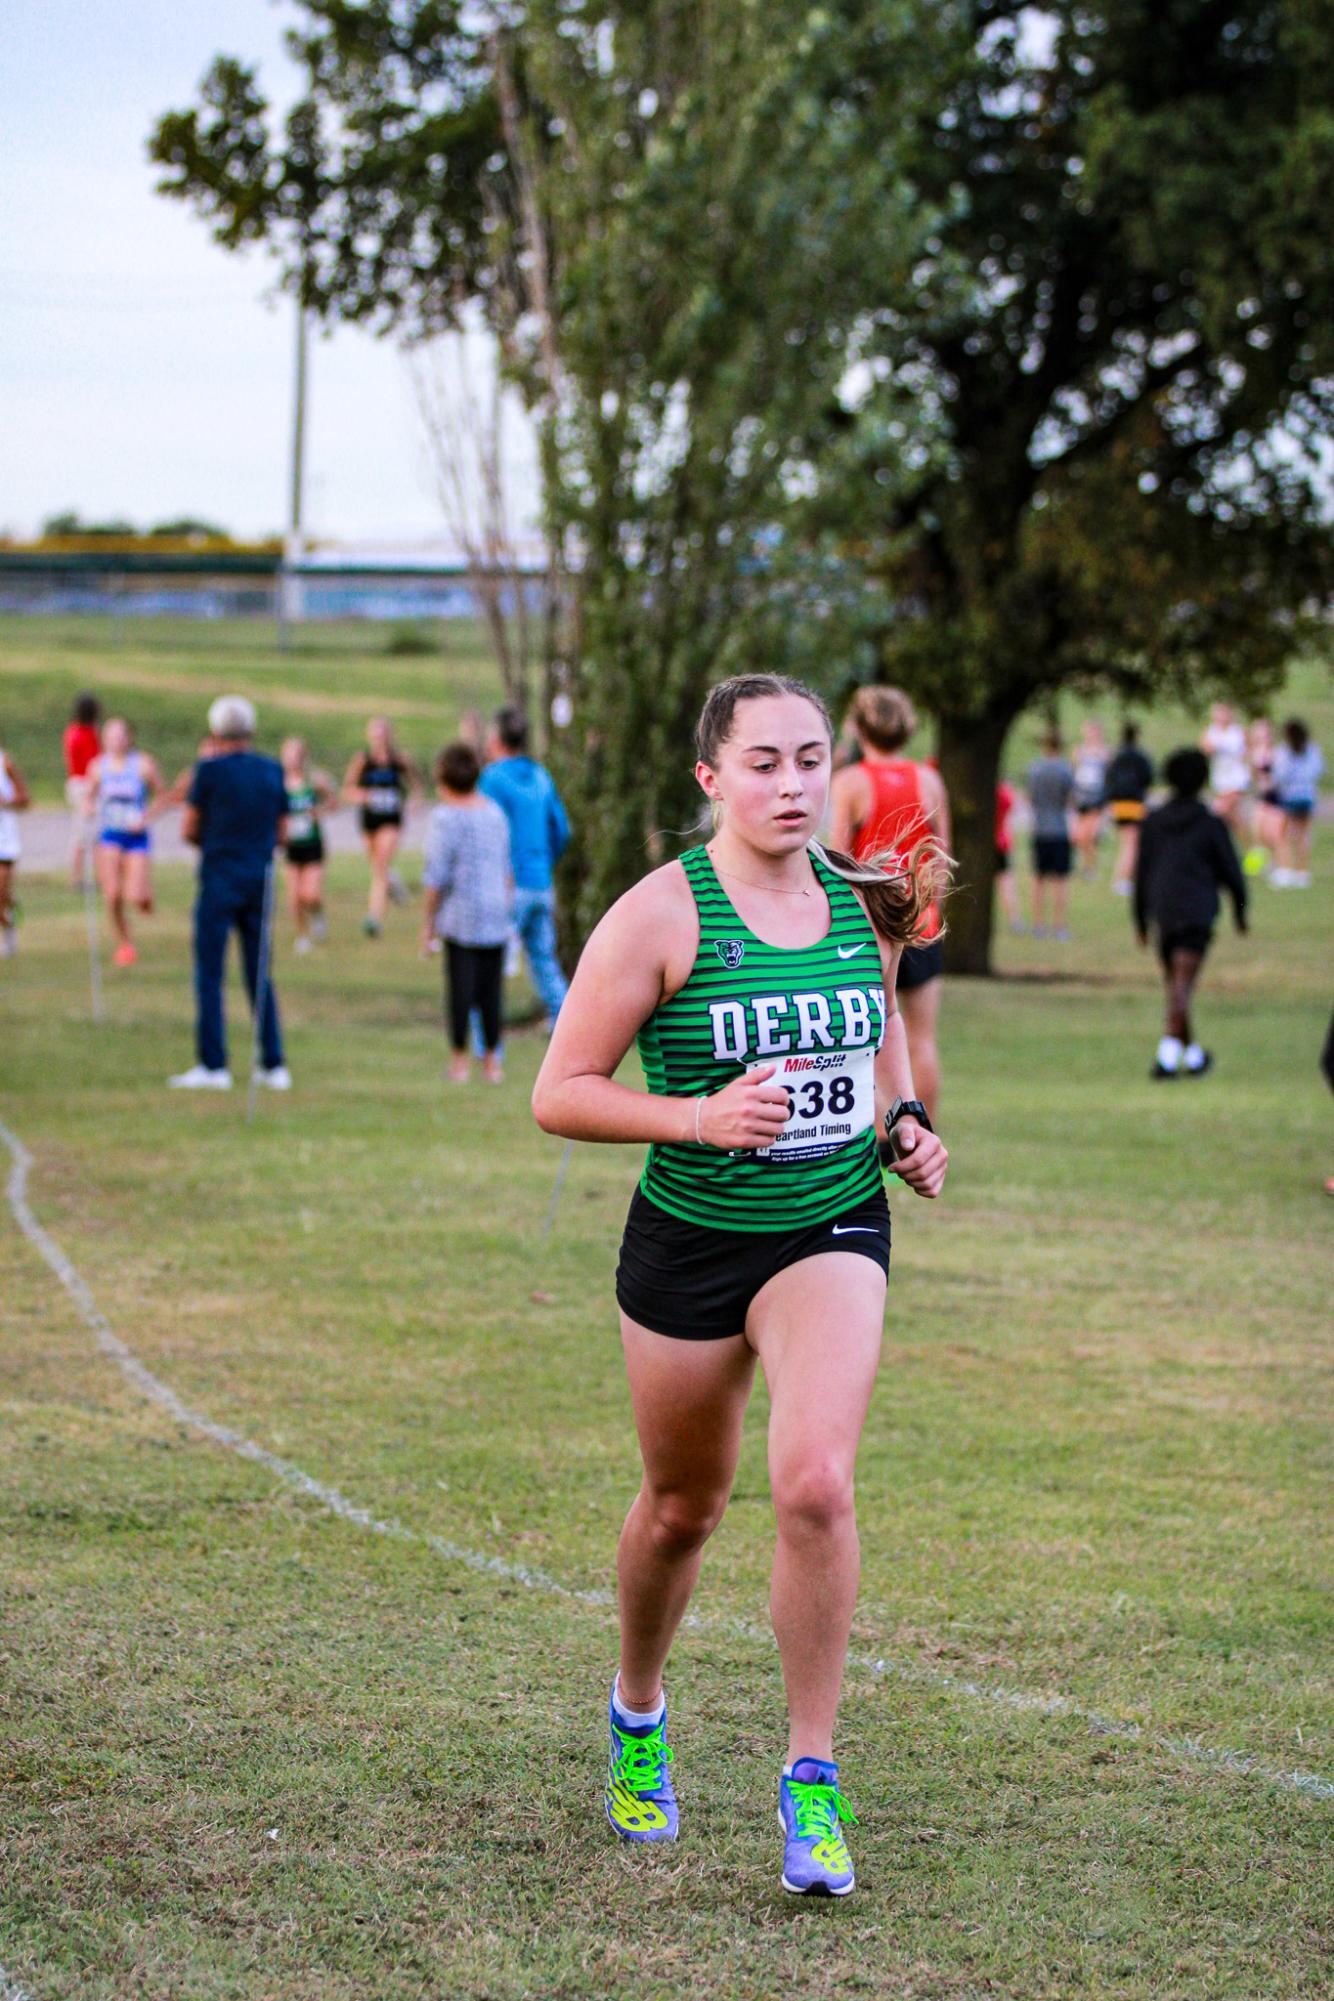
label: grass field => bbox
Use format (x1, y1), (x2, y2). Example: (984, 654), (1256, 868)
(2, 614), (1332, 808)
(2, 624), (1332, 2000)
(0, 616), (503, 802)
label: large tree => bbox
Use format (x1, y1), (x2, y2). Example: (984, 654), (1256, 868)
(806, 0), (1333, 967)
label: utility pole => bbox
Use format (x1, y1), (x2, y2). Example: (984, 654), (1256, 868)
(276, 291), (309, 649)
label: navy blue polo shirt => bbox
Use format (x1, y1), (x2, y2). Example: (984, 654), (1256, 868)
(189, 749), (287, 881)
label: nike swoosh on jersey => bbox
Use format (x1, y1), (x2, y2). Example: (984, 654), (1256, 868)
(836, 943), (867, 958)
(831, 1225), (877, 1235)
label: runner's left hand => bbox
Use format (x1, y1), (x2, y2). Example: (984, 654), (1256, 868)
(888, 1119), (948, 1199)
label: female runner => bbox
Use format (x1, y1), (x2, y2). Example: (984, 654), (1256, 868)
(828, 685), (950, 1125)
(84, 717), (163, 966)
(532, 673), (948, 1897)
(1071, 718), (1109, 878)
(343, 718), (421, 936)
(280, 737), (337, 951)
(0, 740), (32, 958)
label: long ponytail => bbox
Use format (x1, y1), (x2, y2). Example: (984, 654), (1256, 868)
(811, 836), (951, 949)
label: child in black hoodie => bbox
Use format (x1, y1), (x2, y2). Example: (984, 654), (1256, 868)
(1134, 748), (1247, 1078)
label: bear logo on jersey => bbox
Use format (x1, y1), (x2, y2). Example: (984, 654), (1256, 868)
(716, 940), (746, 970)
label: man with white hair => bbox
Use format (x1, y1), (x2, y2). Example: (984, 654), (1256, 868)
(169, 696), (291, 1090)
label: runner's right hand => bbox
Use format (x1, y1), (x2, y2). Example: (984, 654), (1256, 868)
(696, 1065), (790, 1150)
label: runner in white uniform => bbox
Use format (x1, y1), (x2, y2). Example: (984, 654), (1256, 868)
(0, 746), (32, 958)
(1201, 703), (1249, 841)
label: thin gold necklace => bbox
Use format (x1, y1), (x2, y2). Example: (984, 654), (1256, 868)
(708, 846), (817, 897)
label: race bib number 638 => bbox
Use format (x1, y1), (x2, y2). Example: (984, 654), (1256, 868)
(747, 1049), (875, 1163)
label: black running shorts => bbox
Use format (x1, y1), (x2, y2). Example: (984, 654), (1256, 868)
(616, 1184), (891, 1342)
(1032, 834), (1073, 878)
(1157, 923), (1213, 969)
(896, 939), (943, 991)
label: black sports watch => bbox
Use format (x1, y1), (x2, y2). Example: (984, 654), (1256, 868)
(878, 1097), (933, 1166)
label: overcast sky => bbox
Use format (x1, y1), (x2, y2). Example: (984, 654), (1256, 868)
(3, 0), (538, 546)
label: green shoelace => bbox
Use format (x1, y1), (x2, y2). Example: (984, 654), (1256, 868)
(788, 1779), (857, 1842)
(612, 1724), (674, 1793)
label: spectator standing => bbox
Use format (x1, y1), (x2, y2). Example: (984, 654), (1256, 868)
(1104, 722), (1155, 895)
(1202, 702), (1249, 839)
(169, 697), (289, 1092)
(1134, 748), (1247, 1079)
(421, 743), (513, 1085)
(479, 706), (571, 1031)
(1026, 730), (1076, 938)
(0, 741), (32, 959)
(62, 693), (102, 888)
(828, 685), (950, 1126)
(1271, 719), (1323, 888)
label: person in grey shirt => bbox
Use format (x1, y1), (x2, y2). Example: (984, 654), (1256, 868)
(420, 742), (513, 1084)
(1026, 729), (1077, 938)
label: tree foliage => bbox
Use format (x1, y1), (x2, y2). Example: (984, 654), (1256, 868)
(151, 2), (1334, 967)
(804, 0), (1334, 963)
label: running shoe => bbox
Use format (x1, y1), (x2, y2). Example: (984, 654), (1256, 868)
(251, 1065), (293, 1091)
(779, 1757), (856, 1896)
(1183, 1050), (1214, 1078)
(605, 1687), (678, 1842)
(168, 1065), (233, 1090)
(294, 934), (313, 955)
(0, 921), (16, 960)
(1150, 1061), (1180, 1080)
(363, 916), (382, 937)
(113, 941), (137, 967)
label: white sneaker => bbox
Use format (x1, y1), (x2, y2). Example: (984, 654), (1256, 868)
(252, 1065), (292, 1091)
(168, 1065), (233, 1090)
(1270, 867), (1294, 887)
(310, 914), (328, 942)
(294, 935), (313, 955)
(0, 924), (16, 959)
(1292, 871), (1312, 888)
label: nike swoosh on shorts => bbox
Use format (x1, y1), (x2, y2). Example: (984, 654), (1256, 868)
(836, 944), (867, 958)
(831, 1225), (877, 1236)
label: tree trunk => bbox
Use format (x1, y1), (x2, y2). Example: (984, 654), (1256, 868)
(937, 705), (1017, 977)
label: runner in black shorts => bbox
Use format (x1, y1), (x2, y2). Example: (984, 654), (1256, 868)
(1133, 748), (1247, 1078)
(533, 672), (949, 1896)
(280, 736), (336, 952)
(343, 718), (421, 937)
(1026, 730), (1076, 939)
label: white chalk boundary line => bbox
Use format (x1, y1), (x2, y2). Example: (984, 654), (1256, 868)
(3, 1115), (1332, 1812)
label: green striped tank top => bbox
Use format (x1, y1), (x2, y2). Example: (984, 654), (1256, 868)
(638, 845), (886, 1230)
